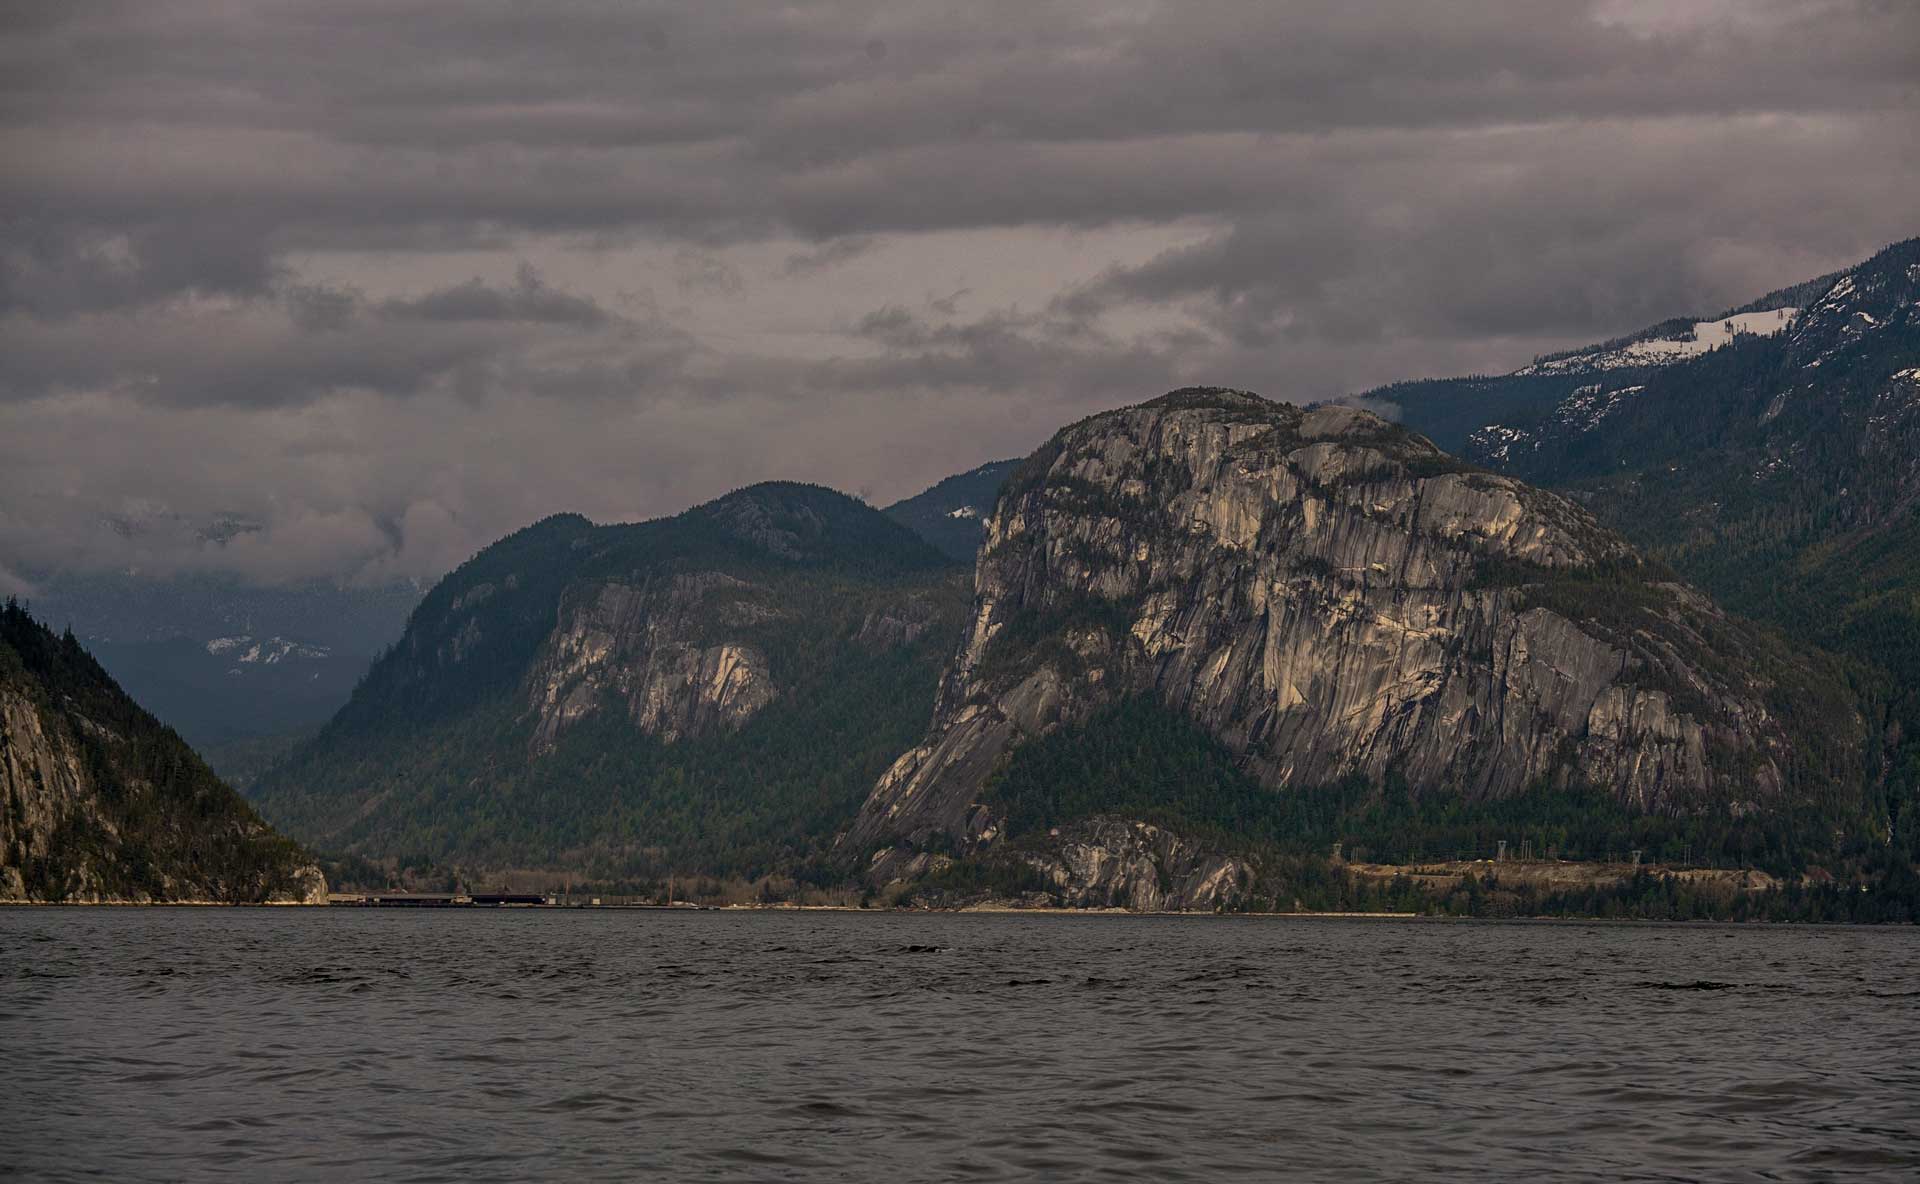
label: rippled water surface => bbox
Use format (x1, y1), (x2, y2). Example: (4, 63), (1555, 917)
(3, 910), (1917, 1182)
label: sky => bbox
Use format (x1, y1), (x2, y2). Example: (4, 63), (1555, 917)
(3, 0), (1917, 591)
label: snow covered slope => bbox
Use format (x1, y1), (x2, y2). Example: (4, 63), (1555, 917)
(1519, 308), (1799, 375)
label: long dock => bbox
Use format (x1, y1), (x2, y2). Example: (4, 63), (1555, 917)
(326, 892), (555, 908)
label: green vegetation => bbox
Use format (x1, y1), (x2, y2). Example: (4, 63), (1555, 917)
(274, 599), (949, 880)
(971, 586), (1139, 688)
(981, 697), (1865, 875)
(1468, 550), (1873, 807)
(1474, 861), (1920, 923)
(2, 599), (316, 902)
(916, 695), (1917, 919)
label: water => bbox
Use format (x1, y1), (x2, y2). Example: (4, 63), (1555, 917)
(3, 910), (1916, 1182)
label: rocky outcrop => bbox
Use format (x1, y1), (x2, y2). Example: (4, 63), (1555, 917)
(526, 572), (779, 750)
(877, 816), (1253, 911)
(848, 389), (1801, 857)
(1030, 819), (1252, 911)
(3, 604), (326, 903)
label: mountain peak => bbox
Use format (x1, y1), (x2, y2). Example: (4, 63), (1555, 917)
(1297, 403), (1394, 442)
(697, 481), (950, 570)
(1139, 387), (1272, 412)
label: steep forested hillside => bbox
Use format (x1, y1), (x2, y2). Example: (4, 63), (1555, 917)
(883, 459), (1023, 562)
(1, 600), (323, 903)
(252, 484), (970, 881)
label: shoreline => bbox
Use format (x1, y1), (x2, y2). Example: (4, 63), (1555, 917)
(0, 898), (324, 907)
(0, 901), (1897, 925)
(0, 899), (1840, 923)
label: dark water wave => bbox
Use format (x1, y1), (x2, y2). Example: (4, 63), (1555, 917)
(3, 911), (1917, 1181)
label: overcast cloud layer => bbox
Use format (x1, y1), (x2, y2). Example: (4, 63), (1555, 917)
(3, 0), (1917, 588)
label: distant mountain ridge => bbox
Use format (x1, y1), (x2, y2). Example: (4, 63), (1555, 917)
(20, 571), (421, 764)
(1518, 269), (1838, 375)
(1352, 260), (1852, 455)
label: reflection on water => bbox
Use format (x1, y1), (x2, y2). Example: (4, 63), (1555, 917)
(3, 910), (1917, 1182)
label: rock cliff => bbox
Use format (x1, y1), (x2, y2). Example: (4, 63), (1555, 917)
(527, 572), (780, 751)
(848, 389), (1822, 891)
(2, 602), (325, 904)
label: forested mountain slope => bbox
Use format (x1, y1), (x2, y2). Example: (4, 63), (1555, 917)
(1, 600), (324, 903)
(1438, 238), (1920, 871)
(251, 484), (970, 880)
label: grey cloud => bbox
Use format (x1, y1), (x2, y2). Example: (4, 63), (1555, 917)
(672, 249), (744, 297)
(3, 0), (1917, 586)
(781, 236), (876, 276)
(0, 561), (37, 600)
(1061, 114), (1920, 355)
(831, 302), (1180, 401)
(0, 270), (684, 409)
(383, 264), (612, 327)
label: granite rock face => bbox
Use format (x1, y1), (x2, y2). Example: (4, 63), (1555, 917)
(527, 572), (779, 751)
(848, 389), (1800, 861)
(0, 684), (90, 901)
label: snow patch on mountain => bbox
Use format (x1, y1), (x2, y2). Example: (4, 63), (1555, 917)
(1519, 308), (1798, 375)
(1467, 424), (1535, 463)
(1556, 384), (1645, 432)
(1465, 380), (1649, 466)
(204, 635), (331, 664)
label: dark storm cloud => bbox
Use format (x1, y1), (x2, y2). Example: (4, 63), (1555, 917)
(9, 2), (1916, 252)
(0, 216), (281, 318)
(2, 0), (1917, 584)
